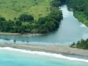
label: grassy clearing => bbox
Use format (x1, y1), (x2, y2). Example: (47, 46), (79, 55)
(0, 0), (52, 20)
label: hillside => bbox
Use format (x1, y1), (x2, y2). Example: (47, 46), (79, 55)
(0, 0), (51, 20)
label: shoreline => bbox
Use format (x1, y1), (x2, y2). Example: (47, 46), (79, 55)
(0, 43), (88, 57)
(0, 32), (42, 36)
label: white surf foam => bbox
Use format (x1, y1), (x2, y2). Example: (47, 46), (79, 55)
(0, 47), (88, 63)
(80, 24), (87, 28)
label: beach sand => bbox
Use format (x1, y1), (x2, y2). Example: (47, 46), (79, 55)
(0, 43), (88, 56)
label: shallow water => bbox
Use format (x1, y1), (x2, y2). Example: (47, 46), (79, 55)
(0, 5), (88, 45)
(0, 47), (88, 66)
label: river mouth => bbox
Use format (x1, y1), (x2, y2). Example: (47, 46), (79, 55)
(0, 5), (88, 45)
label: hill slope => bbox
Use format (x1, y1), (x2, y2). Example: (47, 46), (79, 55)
(0, 0), (51, 20)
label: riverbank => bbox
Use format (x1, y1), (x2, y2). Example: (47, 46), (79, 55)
(74, 11), (88, 27)
(66, 0), (88, 27)
(0, 43), (88, 57)
(0, 32), (41, 36)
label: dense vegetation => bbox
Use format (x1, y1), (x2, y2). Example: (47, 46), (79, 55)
(0, 0), (63, 34)
(66, 0), (88, 26)
(70, 39), (88, 49)
(60, 0), (66, 5)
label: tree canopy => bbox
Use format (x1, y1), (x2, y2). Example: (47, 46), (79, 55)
(70, 39), (88, 49)
(19, 14), (34, 22)
(67, 0), (88, 17)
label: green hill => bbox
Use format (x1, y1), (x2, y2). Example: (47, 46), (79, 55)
(0, 0), (51, 20)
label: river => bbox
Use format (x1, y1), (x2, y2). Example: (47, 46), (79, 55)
(0, 5), (88, 45)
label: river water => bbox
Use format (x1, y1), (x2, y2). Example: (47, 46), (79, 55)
(0, 5), (88, 45)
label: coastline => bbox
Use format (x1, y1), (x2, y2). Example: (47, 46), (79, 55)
(0, 43), (88, 57)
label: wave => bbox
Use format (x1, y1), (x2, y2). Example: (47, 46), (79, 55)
(0, 47), (88, 63)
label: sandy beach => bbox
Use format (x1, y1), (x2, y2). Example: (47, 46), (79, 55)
(0, 43), (88, 56)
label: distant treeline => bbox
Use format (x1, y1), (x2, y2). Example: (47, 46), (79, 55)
(0, 0), (63, 34)
(51, 0), (66, 6)
(66, 0), (88, 16)
(70, 39), (88, 49)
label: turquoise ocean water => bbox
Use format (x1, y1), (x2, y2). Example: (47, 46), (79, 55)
(0, 47), (88, 66)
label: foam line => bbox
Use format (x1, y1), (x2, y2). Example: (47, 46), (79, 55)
(0, 47), (88, 63)
(80, 24), (87, 27)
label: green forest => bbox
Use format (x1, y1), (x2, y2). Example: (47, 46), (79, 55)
(0, 0), (63, 34)
(66, 0), (88, 26)
(70, 39), (88, 49)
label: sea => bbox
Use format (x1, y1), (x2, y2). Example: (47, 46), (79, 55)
(0, 47), (88, 66)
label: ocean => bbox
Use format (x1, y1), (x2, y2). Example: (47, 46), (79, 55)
(0, 47), (88, 66)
